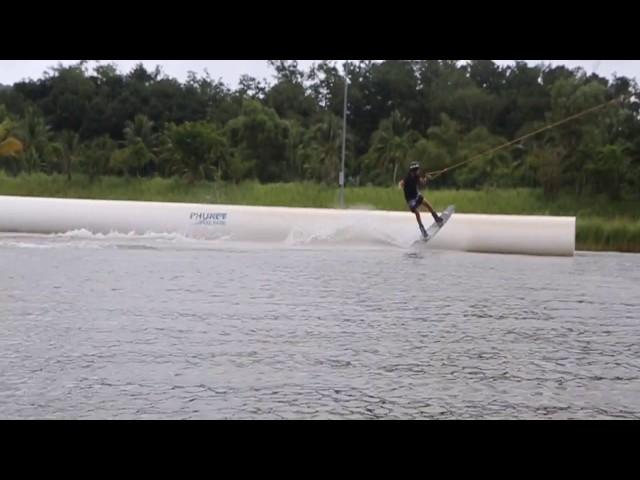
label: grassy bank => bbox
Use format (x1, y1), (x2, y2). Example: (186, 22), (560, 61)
(1, 173), (639, 252)
(576, 218), (640, 253)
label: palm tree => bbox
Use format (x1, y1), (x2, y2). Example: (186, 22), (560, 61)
(0, 121), (24, 176)
(113, 114), (157, 177)
(0, 118), (24, 156)
(0, 136), (23, 157)
(15, 107), (54, 174)
(58, 130), (80, 180)
(426, 113), (462, 159)
(81, 135), (116, 182)
(285, 120), (307, 180)
(367, 111), (415, 184)
(303, 113), (343, 183)
(124, 114), (155, 147)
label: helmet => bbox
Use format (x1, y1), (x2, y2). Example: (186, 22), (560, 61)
(409, 161), (420, 171)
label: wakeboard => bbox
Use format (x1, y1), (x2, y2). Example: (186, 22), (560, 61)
(421, 204), (455, 243)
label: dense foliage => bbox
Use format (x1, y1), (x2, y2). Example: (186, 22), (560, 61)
(1, 60), (638, 200)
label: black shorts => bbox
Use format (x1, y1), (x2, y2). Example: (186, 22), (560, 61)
(407, 194), (424, 212)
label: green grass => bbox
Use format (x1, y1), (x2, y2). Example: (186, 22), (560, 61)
(1, 172), (639, 252)
(576, 217), (640, 253)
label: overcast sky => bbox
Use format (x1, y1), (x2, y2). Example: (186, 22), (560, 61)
(1, 60), (638, 87)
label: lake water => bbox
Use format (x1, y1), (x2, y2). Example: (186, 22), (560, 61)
(1, 232), (638, 419)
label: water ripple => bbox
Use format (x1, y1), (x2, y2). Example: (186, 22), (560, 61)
(1, 242), (639, 419)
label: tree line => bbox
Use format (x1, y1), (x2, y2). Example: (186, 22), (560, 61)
(0, 60), (639, 200)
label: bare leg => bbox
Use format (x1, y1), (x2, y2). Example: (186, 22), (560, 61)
(421, 197), (443, 224)
(413, 210), (427, 237)
(421, 197), (437, 216)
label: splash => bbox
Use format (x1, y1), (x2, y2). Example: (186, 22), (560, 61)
(0, 219), (424, 252)
(284, 217), (415, 249)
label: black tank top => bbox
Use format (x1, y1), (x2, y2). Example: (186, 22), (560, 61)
(403, 174), (419, 201)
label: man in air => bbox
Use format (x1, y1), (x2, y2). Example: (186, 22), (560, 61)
(399, 161), (443, 239)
